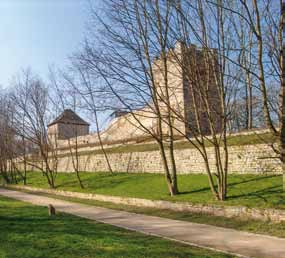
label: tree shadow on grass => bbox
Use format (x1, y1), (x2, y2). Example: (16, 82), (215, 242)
(179, 187), (211, 195)
(227, 185), (283, 203)
(227, 174), (279, 188)
(178, 175), (282, 204)
(55, 173), (134, 190)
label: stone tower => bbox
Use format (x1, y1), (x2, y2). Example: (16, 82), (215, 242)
(152, 42), (221, 137)
(48, 109), (90, 143)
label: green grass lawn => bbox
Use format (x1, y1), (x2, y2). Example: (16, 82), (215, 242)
(11, 171), (285, 209)
(0, 196), (234, 258)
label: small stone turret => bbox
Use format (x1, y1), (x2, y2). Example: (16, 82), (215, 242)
(48, 109), (90, 142)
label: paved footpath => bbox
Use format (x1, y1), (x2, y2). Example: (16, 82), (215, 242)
(1, 188), (285, 258)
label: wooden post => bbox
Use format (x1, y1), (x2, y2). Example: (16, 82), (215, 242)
(48, 204), (56, 216)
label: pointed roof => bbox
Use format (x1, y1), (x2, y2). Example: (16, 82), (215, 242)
(48, 109), (90, 127)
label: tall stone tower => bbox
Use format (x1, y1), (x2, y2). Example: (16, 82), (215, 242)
(152, 42), (221, 137)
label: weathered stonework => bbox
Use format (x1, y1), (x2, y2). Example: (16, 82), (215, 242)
(51, 143), (280, 174)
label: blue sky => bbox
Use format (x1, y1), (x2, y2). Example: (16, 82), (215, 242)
(0, 0), (92, 87)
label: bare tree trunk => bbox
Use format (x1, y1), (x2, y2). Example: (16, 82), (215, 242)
(68, 135), (84, 189)
(93, 105), (114, 174)
(252, 0), (277, 133)
(280, 1), (285, 191)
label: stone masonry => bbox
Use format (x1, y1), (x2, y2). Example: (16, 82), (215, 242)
(39, 142), (280, 174)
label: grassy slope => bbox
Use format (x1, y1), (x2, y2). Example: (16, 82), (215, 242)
(21, 172), (285, 209)
(57, 132), (276, 157)
(0, 196), (234, 258)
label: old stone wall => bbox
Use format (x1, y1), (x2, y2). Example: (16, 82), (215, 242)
(54, 143), (281, 174)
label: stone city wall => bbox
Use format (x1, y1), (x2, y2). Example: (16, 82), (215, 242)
(52, 142), (280, 174)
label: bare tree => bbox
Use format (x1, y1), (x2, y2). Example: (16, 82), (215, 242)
(58, 67), (114, 174)
(0, 90), (18, 183)
(11, 69), (58, 188)
(48, 69), (85, 188)
(75, 0), (236, 200)
(207, 0), (285, 190)
(75, 0), (181, 195)
(280, 0), (285, 190)
(160, 0), (235, 200)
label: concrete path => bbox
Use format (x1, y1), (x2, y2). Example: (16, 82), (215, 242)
(1, 188), (285, 258)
